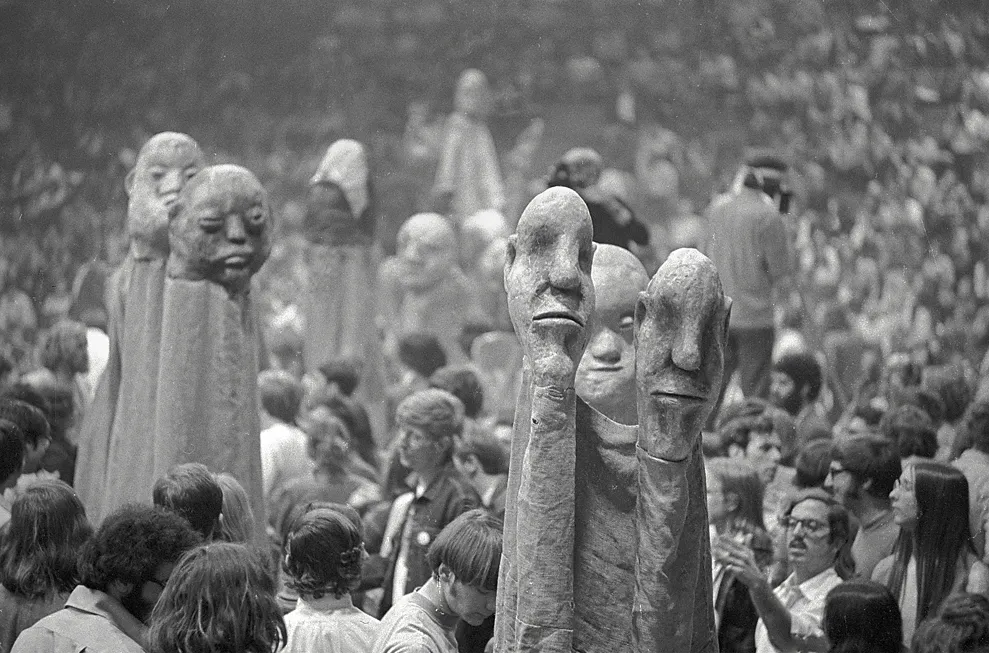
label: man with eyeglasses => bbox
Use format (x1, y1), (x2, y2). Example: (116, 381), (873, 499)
(825, 435), (900, 579)
(716, 488), (849, 653)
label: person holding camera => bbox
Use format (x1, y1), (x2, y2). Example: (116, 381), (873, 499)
(704, 153), (796, 421)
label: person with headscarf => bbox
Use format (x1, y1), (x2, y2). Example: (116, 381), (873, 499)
(304, 139), (378, 373)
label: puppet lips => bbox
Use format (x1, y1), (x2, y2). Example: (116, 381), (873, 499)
(649, 389), (707, 403)
(224, 255), (249, 269)
(533, 310), (584, 327)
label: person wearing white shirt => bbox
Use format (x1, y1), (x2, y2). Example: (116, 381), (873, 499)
(716, 488), (850, 653)
(258, 371), (313, 506)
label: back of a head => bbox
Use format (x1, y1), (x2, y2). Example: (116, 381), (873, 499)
(430, 365), (484, 419)
(318, 357), (361, 397)
(455, 426), (510, 476)
(152, 463), (224, 540)
(37, 320), (88, 373)
(0, 383), (50, 417)
(427, 508), (502, 591)
(149, 542), (285, 653)
(794, 439), (833, 489)
(0, 479), (92, 598)
(881, 404), (937, 460)
(79, 504), (201, 592)
(283, 507), (364, 600)
(258, 369), (304, 424)
(0, 419), (25, 487)
(962, 399), (989, 455)
(824, 580), (902, 653)
(397, 332), (448, 379)
(0, 399), (51, 449)
(912, 593), (989, 653)
(214, 473), (257, 544)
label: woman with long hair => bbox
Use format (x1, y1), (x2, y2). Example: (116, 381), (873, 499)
(823, 579), (902, 653)
(873, 461), (989, 643)
(707, 457), (774, 653)
(0, 479), (92, 651)
(213, 472), (259, 545)
(148, 543), (286, 653)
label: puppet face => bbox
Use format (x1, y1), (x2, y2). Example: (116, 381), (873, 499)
(504, 187), (595, 365)
(635, 249), (730, 449)
(168, 165), (272, 294)
(397, 214), (456, 290)
(576, 244), (648, 424)
(454, 69), (492, 119)
(127, 132), (204, 255)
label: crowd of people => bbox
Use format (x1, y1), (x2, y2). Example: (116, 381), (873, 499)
(3, 0), (989, 652)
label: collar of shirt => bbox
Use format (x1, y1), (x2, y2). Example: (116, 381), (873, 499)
(295, 593), (356, 614)
(408, 464), (458, 501)
(777, 568), (841, 607)
(408, 589), (460, 631)
(65, 585), (148, 648)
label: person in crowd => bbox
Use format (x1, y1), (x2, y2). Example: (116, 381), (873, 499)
(546, 147), (650, 254)
(373, 508), (500, 653)
(953, 399), (989, 559)
(769, 352), (832, 450)
(258, 370), (312, 504)
(452, 427), (509, 519)
(152, 463), (224, 541)
(281, 507), (378, 652)
(881, 404), (938, 468)
(20, 321), (88, 432)
(384, 332), (448, 432)
(429, 365), (485, 422)
(9, 382), (75, 486)
(716, 488), (850, 653)
(825, 435), (901, 579)
(924, 369), (974, 462)
(213, 473), (258, 545)
(873, 461), (989, 644)
(0, 400), (52, 488)
(377, 389), (479, 618)
(311, 390), (379, 473)
(822, 580), (902, 653)
(11, 504), (201, 652)
(706, 457), (774, 653)
(912, 593), (989, 653)
(794, 439), (833, 490)
(0, 480), (93, 651)
(704, 153), (794, 411)
(319, 357), (363, 399)
(147, 542), (286, 653)
(269, 406), (381, 536)
(720, 411), (784, 488)
(0, 421), (25, 528)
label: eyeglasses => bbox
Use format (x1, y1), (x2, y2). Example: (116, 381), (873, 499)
(827, 465), (853, 480)
(779, 515), (830, 536)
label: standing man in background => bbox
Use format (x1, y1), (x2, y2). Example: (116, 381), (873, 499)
(705, 153), (794, 420)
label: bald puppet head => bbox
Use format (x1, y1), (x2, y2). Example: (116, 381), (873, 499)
(635, 248), (731, 460)
(396, 213), (457, 291)
(505, 187), (595, 382)
(167, 164), (272, 295)
(126, 132), (205, 258)
(576, 244), (649, 425)
(454, 69), (493, 120)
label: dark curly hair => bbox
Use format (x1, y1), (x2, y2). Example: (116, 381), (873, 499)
(283, 507), (363, 600)
(152, 463), (223, 539)
(78, 504), (202, 592)
(149, 543), (286, 653)
(0, 479), (92, 598)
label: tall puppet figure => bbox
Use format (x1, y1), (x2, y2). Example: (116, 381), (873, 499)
(153, 164), (272, 524)
(76, 132), (204, 520)
(432, 69), (505, 226)
(303, 139), (376, 372)
(631, 248), (729, 653)
(496, 184), (728, 653)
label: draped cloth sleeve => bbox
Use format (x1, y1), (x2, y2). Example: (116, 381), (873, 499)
(152, 278), (266, 531)
(495, 364), (576, 653)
